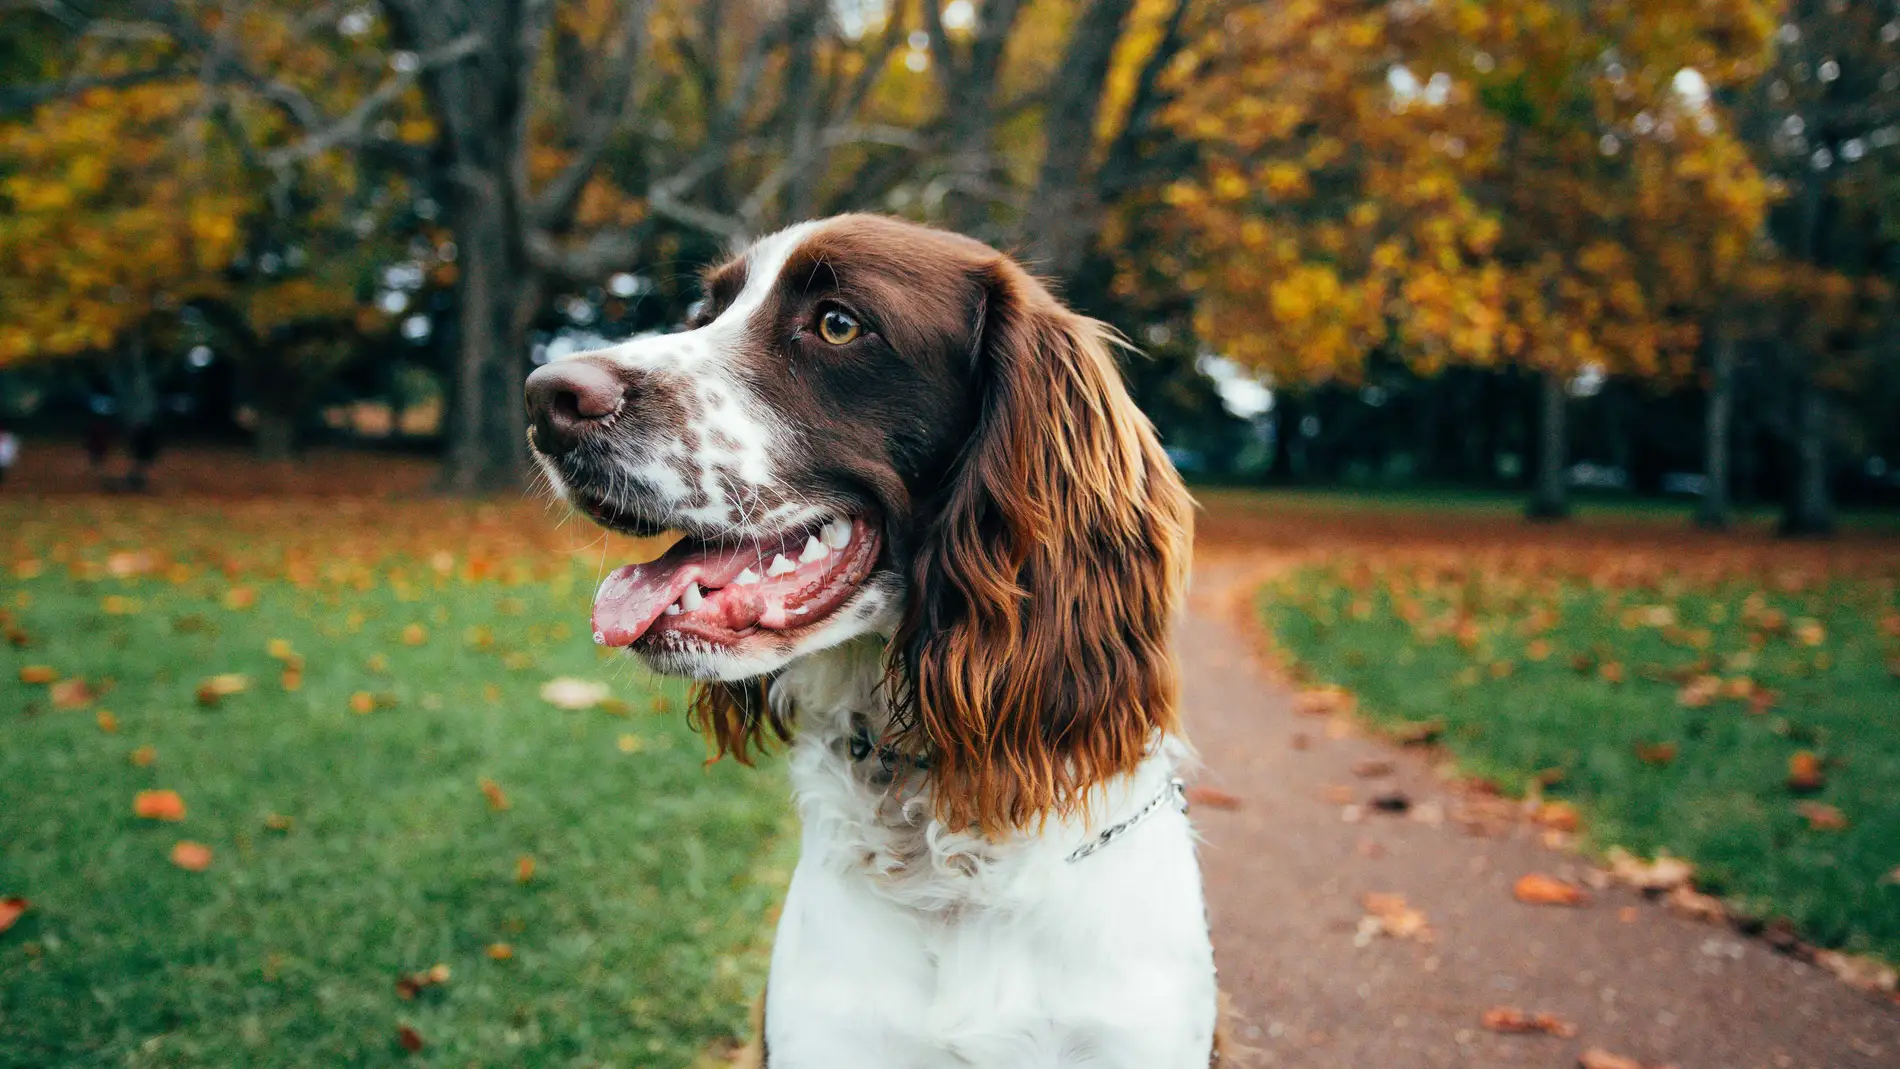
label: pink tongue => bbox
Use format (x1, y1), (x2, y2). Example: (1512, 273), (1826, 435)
(590, 537), (776, 646)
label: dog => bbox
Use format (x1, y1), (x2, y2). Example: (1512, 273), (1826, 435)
(526, 214), (1218, 1067)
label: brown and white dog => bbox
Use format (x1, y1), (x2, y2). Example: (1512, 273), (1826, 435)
(525, 215), (1217, 1067)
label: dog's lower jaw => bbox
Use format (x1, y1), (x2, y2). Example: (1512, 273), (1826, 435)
(760, 642), (1219, 1068)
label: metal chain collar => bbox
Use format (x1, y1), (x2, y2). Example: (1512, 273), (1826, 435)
(1065, 776), (1188, 864)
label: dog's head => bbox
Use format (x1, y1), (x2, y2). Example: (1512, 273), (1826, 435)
(528, 214), (1190, 830)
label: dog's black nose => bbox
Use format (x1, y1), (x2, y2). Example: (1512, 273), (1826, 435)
(526, 359), (627, 456)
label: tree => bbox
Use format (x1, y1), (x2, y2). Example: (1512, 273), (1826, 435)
(1143, 0), (1774, 517)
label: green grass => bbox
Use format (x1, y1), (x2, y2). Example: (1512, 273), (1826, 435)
(0, 502), (789, 1068)
(1265, 561), (1900, 960)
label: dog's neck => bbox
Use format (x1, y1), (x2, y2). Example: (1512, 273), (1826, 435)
(765, 637), (1186, 913)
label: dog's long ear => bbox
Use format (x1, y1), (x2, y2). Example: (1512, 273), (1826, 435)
(688, 678), (786, 764)
(891, 257), (1193, 834)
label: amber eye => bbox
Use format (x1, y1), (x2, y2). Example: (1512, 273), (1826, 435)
(816, 307), (863, 345)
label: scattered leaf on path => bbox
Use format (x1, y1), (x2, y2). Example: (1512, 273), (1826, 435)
(1514, 873), (1588, 906)
(1481, 1006), (1577, 1037)
(1184, 784), (1242, 810)
(1815, 950), (1899, 993)
(1294, 684), (1355, 717)
(1532, 801), (1580, 832)
(1606, 848), (1693, 892)
(1356, 892), (1432, 944)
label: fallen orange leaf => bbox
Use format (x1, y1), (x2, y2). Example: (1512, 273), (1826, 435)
(402, 623), (428, 646)
(1513, 873), (1588, 906)
(1531, 801), (1580, 832)
(487, 942), (514, 960)
(129, 744), (156, 767)
(18, 665), (57, 685)
(1578, 1051), (1652, 1069)
(1786, 750), (1825, 792)
(349, 691), (375, 714)
(134, 789), (187, 822)
(1481, 1006), (1576, 1037)
(481, 778), (511, 811)
(96, 710), (119, 734)
(50, 678), (95, 709)
(170, 841), (213, 871)
(222, 587), (256, 610)
(1797, 801), (1847, 831)
(0, 897), (26, 934)
(396, 1024), (424, 1053)
(195, 673), (249, 706)
(1356, 891), (1432, 943)
(515, 855), (535, 883)
(1633, 740), (1677, 767)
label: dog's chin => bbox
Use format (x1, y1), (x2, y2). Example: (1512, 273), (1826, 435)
(627, 576), (902, 682)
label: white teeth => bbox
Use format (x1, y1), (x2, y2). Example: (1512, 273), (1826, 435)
(734, 567), (760, 586)
(663, 602), (682, 616)
(800, 535), (829, 563)
(681, 582), (703, 610)
(821, 519), (852, 549)
(767, 554), (796, 577)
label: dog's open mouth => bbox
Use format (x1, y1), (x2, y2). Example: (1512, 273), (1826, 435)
(592, 514), (880, 649)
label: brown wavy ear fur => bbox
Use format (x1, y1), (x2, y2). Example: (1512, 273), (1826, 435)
(891, 257), (1193, 834)
(688, 677), (786, 764)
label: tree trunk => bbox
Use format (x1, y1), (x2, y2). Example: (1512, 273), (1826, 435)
(1780, 377), (1834, 537)
(1696, 320), (1736, 530)
(1018, 0), (1137, 283)
(254, 410), (296, 461)
(1526, 368), (1569, 520)
(385, 0), (541, 494)
(442, 168), (534, 494)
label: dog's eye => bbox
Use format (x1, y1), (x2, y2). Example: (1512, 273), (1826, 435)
(816, 307), (863, 346)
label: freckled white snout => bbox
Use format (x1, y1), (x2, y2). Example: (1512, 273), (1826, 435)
(526, 359), (628, 456)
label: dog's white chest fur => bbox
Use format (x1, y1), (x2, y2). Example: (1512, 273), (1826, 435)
(761, 642), (1218, 1068)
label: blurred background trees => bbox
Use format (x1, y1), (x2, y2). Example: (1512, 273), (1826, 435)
(2, 0), (1897, 530)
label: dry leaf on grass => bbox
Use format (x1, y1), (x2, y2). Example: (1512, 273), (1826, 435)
(18, 665), (57, 684)
(480, 778), (511, 811)
(170, 841), (213, 871)
(487, 942), (514, 960)
(395, 962), (451, 1000)
(515, 855), (536, 883)
(1481, 1006), (1577, 1037)
(50, 678), (95, 709)
(1356, 892), (1433, 945)
(1797, 801), (1848, 832)
(1633, 740), (1678, 766)
(133, 789), (186, 822)
(195, 673), (249, 706)
(1786, 750), (1826, 792)
(0, 897), (27, 934)
(1513, 873), (1588, 906)
(1184, 785), (1242, 810)
(396, 1024), (424, 1053)
(540, 677), (611, 710)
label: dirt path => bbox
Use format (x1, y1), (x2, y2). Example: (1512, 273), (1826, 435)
(1184, 561), (1900, 1069)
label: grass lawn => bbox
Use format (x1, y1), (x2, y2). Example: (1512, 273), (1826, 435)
(1262, 547), (1900, 961)
(0, 498), (789, 1068)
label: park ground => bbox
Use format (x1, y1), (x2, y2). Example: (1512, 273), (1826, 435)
(2, 447), (1898, 1067)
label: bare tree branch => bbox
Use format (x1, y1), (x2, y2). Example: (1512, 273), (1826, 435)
(531, 0), (654, 230)
(259, 31), (484, 171)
